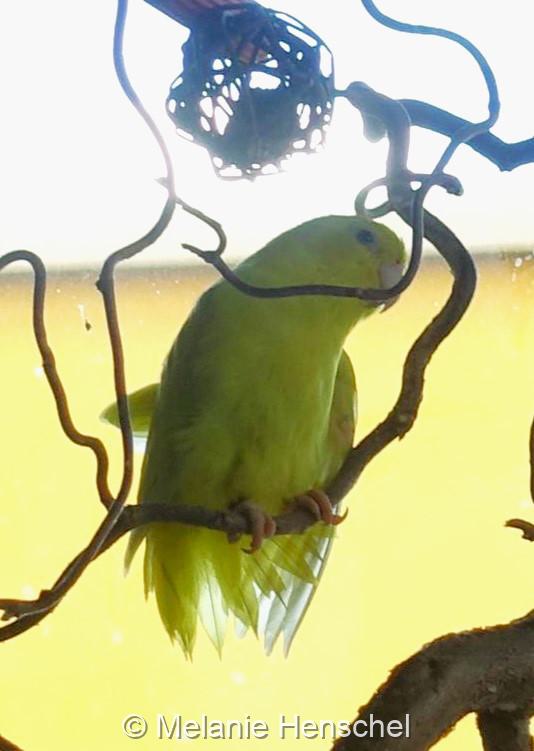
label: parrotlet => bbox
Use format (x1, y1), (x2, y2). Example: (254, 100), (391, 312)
(102, 215), (405, 658)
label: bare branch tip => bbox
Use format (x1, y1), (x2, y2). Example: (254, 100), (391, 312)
(505, 518), (534, 542)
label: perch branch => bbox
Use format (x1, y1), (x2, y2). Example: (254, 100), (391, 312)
(330, 615), (534, 751)
(0, 502), (330, 636)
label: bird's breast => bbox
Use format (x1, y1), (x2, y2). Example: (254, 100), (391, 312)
(221, 358), (337, 512)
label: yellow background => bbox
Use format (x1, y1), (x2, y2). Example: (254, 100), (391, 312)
(1, 253), (533, 748)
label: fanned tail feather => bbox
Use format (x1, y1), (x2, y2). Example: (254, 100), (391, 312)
(127, 515), (337, 658)
(260, 525), (336, 655)
(198, 575), (227, 656)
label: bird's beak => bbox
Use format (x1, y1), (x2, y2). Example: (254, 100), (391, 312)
(378, 262), (404, 312)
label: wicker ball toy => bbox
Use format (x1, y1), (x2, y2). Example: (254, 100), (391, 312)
(149, 0), (335, 178)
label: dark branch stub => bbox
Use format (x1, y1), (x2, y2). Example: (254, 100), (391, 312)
(506, 519), (534, 542)
(477, 711), (533, 751)
(331, 619), (534, 751)
(0, 733), (24, 751)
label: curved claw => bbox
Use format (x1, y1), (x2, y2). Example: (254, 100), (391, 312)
(293, 489), (348, 527)
(229, 500), (277, 554)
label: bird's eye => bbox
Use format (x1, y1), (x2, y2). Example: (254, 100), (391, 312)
(355, 228), (376, 246)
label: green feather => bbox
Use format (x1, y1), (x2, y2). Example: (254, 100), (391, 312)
(102, 215), (405, 657)
(100, 382), (158, 437)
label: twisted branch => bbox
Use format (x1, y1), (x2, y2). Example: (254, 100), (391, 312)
(0, 251), (112, 507)
(400, 100), (534, 172)
(0, 0), (175, 635)
(331, 614), (534, 751)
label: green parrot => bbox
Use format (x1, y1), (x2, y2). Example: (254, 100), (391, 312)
(102, 215), (405, 658)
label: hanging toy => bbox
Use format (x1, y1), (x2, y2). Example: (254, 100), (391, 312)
(146, 0), (335, 179)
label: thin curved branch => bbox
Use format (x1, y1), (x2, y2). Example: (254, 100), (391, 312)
(330, 615), (534, 751)
(182, 80), (459, 305)
(360, 0), (500, 127)
(345, 0), (498, 315)
(0, 0), (177, 633)
(0, 220), (175, 636)
(360, 0), (500, 188)
(0, 251), (112, 507)
(95, 0), (176, 510)
(331, 209), (476, 499)
(332, 87), (478, 497)
(401, 100), (534, 172)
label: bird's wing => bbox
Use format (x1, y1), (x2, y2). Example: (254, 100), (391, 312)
(259, 349), (356, 654)
(100, 383), (158, 438)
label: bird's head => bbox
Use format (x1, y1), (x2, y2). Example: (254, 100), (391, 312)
(293, 214), (406, 303)
(237, 214), (406, 324)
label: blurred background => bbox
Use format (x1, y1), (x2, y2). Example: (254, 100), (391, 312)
(1, 1), (534, 748)
(0, 0), (533, 266)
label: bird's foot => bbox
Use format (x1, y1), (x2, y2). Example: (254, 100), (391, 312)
(228, 500), (277, 554)
(290, 489), (348, 527)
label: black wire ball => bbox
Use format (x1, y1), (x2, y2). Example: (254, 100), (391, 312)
(166, 4), (335, 178)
